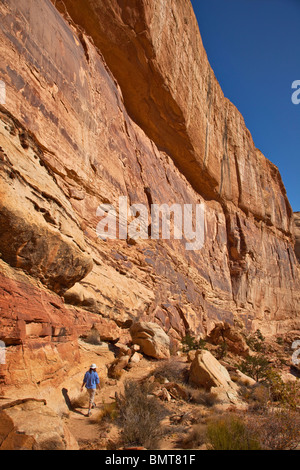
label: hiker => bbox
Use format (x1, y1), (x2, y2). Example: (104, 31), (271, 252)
(81, 364), (100, 416)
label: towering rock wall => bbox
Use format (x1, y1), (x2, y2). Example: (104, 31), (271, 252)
(294, 213), (300, 262)
(0, 0), (299, 395)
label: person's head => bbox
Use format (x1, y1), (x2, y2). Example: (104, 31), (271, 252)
(89, 364), (97, 372)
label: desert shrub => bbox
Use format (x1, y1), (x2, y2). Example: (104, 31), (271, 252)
(246, 329), (266, 352)
(248, 384), (269, 412)
(70, 393), (88, 410)
(91, 402), (119, 424)
(83, 326), (101, 345)
(181, 334), (206, 353)
(238, 354), (270, 382)
(263, 369), (300, 409)
(216, 341), (228, 360)
(153, 358), (188, 384)
(116, 380), (167, 449)
(248, 408), (300, 450)
(206, 415), (261, 450)
(178, 424), (207, 449)
(237, 384), (253, 404)
(187, 387), (218, 407)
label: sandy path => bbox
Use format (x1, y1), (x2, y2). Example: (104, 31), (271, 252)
(64, 358), (156, 450)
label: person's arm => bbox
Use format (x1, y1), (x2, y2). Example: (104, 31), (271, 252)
(96, 373), (100, 390)
(81, 373), (87, 392)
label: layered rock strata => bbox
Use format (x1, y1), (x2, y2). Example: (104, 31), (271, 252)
(294, 212), (300, 262)
(0, 399), (78, 450)
(0, 0), (299, 399)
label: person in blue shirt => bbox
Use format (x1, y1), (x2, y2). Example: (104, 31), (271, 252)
(81, 364), (100, 417)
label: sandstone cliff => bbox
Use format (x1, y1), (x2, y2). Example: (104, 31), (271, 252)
(294, 212), (300, 262)
(0, 0), (299, 399)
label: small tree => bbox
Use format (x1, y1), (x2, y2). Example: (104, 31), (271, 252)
(238, 354), (270, 382)
(181, 334), (206, 353)
(246, 330), (266, 353)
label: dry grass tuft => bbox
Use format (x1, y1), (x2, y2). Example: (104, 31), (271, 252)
(177, 424), (207, 449)
(70, 393), (88, 410)
(153, 358), (189, 384)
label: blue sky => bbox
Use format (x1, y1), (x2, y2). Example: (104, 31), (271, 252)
(191, 0), (300, 211)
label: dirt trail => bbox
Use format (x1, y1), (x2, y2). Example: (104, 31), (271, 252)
(64, 358), (157, 450)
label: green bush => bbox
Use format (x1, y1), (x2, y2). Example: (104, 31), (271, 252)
(246, 330), (265, 352)
(263, 369), (300, 409)
(216, 341), (228, 360)
(206, 415), (261, 450)
(181, 334), (206, 353)
(238, 354), (270, 382)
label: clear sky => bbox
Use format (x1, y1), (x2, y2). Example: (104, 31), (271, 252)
(191, 0), (300, 211)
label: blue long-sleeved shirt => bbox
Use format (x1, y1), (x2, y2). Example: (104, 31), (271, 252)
(83, 370), (100, 389)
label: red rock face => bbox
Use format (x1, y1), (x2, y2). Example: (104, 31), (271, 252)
(294, 213), (300, 262)
(0, 0), (299, 394)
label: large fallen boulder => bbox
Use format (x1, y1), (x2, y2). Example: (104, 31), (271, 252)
(0, 399), (78, 450)
(189, 350), (234, 390)
(130, 322), (170, 360)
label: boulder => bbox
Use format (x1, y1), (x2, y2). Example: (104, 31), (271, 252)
(210, 387), (247, 411)
(130, 322), (170, 360)
(187, 350), (197, 363)
(164, 382), (190, 401)
(107, 355), (130, 379)
(0, 399), (78, 450)
(233, 370), (257, 388)
(129, 352), (142, 365)
(189, 350), (233, 390)
(114, 342), (131, 358)
(207, 322), (249, 356)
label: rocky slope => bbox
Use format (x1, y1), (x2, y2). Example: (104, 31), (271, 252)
(0, 0), (299, 402)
